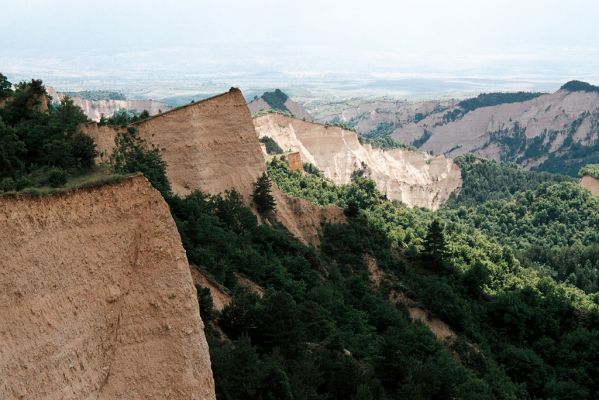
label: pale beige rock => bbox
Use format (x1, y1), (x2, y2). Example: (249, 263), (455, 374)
(134, 89), (265, 201)
(80, 123), (123, 163)
(580, 175), (599, 196)
(0, 176), (215, 400)
(392, 90), (599, 165)
(46, 86), (171, 122)
(254, 113), (462, 210)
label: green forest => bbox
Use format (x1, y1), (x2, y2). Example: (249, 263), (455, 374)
(2, 75), (599, 399)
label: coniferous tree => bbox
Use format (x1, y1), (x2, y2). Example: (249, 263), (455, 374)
(252, 172), (276, 214)
(0, 73), (12, 99)
(423, 219), (448, 263)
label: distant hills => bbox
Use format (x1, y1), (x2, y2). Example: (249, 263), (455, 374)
(314, 81), (599, 176)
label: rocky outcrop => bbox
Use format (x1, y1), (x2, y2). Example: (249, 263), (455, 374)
(254, 113), (462, 210)
(46, 86), (171, 122)
(0, 176), (215, 400)
(580, 175), (599, 196)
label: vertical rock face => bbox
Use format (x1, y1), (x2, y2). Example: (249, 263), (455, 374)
(254, 113), (462, 210)
(0, 176), (215, 400)
(580, 175), (599, 196)
(134, 88), (266, 200)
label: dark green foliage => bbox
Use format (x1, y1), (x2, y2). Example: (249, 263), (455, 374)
(268, 157), (343, 206)
(110, 127), (171, 197)
(100, 109), (150, 125)
(252, 172), (276, 214)
(536, 139), (599, 176)
(259, 136), (283, 155)
(61, 90), (126, 100)
(260, 89), (290, 113)
(0, 118), (25, 177)
(423, 219), (449, 266)
(362, 135), (414, 150)
(450, 154), (572, 206)
(560, 80), (599, 94)
(444, 181), (599, 250)
(46, 168), (68, 187)
(579, 163), (599, 179)
(0, 73), (12, 99)
(302, 162), (323, 177)
(458, 92), (544, 113)
(196, 284), (216, 323)
(362, 122), (394, 140)
(0, 78), (98, 190)
(519, 244), (599, 293)
(411, 130), (432, 147)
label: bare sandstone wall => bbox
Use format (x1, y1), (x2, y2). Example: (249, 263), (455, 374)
(580, 175), (599, 196)
(254, 113), (462, 210)
(0, 176), (215, 400)
(133, 89), (266, 200)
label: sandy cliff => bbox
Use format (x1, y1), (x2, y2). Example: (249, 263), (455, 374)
(580, 175), (599, 196)
(0, 176), (215, 400)
(254, 113), (462, 210)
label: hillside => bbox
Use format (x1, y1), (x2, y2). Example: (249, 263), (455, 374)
(306, 97), (453, 135)
(253, 113), (462, 210)
(389, 83), (599, 174)
(46, 86), (171, 122)
(248, 89), (313, 121)
(0, 176), (215, 399)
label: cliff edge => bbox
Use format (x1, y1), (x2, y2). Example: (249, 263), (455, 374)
(0, 176), (215, 400)
(253, 113), (462, 210)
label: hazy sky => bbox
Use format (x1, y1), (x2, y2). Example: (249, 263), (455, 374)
(1, 0), (598, 94)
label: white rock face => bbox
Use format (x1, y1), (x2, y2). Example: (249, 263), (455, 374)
(46, 86), (171, 122)
(254, 113), (462, 210)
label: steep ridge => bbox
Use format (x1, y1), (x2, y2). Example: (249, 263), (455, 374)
(0, 176), (215, 400)
(46, 86), (171, 122)
(254, 113), (462, 210)
(105, 88), (345, 245)
(391, 86), (599, 172)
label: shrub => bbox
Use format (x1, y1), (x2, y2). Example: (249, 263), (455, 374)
(46, 168), (68, 187)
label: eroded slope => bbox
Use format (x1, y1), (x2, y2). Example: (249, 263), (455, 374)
(0, 176), (215, 400)
(392, 88), (599, 170)
(254, 113), (462, 210)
